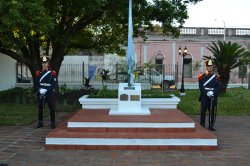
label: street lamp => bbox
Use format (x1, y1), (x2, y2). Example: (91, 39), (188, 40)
(214, 19), (226, 41)
(179, 46), (187, 95)
(222, 20), (226, 41)
(248, 64), (250, 90)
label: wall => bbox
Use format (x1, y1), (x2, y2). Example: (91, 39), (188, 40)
(0, 54), (16, 91)
(133, 27), (250, 72)
(58, 55), (89, 84)
(62, 55), (89, 64)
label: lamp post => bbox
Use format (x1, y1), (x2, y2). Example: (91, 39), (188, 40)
(179, 46), (187, 96)
(214, 19), (226, 41)
(223, 20), (226, 41)
(248, 64), (250, 90)
(139, 42), (142, 68)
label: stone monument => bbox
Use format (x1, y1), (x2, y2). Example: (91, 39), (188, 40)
(109, 0), (150, 115)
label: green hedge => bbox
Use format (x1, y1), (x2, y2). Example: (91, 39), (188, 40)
(0, 87), (90, 105)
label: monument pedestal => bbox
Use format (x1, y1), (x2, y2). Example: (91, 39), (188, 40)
(109, 83), (150, 115)
(46, 109), (218, 151)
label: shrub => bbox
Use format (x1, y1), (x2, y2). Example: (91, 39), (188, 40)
(0, 87), (36, 104)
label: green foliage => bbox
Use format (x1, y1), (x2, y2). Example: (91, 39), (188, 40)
(206, 41), (250, 93)
(88, 86), (118, 98)
(174, 89), (200, 115)
(56, 88), (89, 105)
(0, 102), (80, 126)
(141, 90), (172, 98)
(0, 87), (88, 105)
(88, 88), (172, 98)
(0, 0), (54, 48)
(142, 62), (156, 70)
(193, 61), (202, 71)
(0, 103), (47, 126)
(0, 0), (203, 86)
(176, 87), (250, 115)
(207, 41), (250, 70)
(0, 87), (36, 104)
(0, 87), (82, 125)
(0, 87), (249, 126)
(58, 83), (69, 95)
(217, 87), (250, 115)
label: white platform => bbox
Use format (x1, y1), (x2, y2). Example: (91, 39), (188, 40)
(46, 137), (217, 146)
(67, 121), (195, 128)
(79, 95), (180, 109)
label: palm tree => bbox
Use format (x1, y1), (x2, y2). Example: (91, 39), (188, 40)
(206, 41), (250, 93)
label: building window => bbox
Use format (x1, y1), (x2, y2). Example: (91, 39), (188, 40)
(16, 62), (32, 83)
(208, 28), (224, 35)
(180, 28), (196, 35)
(236, 29), (250, 35)
(184, 58), (192, 78)
(154, 53), (164, 74)
(155, 59), (163, 65)
(238, 65), (247, 78)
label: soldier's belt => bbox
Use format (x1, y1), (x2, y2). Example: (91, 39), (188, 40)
(40, 83), (51, 86)
(205, 88), (214, 90)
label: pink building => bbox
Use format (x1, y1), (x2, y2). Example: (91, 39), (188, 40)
(133, 27), (250, 84)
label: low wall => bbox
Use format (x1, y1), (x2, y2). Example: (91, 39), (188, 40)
(79, 95), (180, 109)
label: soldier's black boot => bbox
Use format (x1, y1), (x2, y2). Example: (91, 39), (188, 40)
(51, 122), (56, 129)
(209, 121), (216, 131)
(200, 123), (205, 128)
(209, 112), (216, 131)
(37, 121), (43, 128)
(200, 107), (206, 128)
(209, 125), (216, 131)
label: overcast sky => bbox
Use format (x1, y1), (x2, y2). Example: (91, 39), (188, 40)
(184, 0), (250, 28)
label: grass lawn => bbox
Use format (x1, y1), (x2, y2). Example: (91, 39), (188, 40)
(0, 103), (80, 126)
(0, 103), (41, 125)
(175, 87), (250, 115)
(0, 87), (249, 126)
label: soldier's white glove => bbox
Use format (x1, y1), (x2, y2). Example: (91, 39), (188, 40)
(207, 91), (214, 97)
(39, 88), (47, 95)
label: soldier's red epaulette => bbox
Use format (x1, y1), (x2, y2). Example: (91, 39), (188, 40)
(198, 73), (204, 81)
(216, 74), (220, 80)
(35, 71), (40, 77)
(51, 70), (57, 77)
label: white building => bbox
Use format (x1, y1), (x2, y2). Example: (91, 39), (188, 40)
(0, 53), (16, 91)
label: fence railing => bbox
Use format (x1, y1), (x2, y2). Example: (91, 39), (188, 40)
(58, 63), (249, 87)
(16, 62), (249, 88)
(58, 64), (83, 83)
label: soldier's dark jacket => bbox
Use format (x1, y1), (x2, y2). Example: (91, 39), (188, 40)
(35, 70), (57, 93)
(198, 71), (220, 102)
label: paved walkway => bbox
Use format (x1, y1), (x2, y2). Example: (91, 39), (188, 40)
(0, 113), (250, 166)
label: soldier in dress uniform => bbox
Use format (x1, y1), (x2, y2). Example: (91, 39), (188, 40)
(35, 56), (57, 129)
(198, 58), (221, 131)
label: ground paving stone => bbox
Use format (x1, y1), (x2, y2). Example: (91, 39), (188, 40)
(0, 113), (249, 166)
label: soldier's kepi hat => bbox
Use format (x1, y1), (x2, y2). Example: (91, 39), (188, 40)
(204, 56), (214, 67)
(41, 56), (49, 63)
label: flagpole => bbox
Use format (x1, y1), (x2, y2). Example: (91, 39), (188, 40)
(127, 0), (135, 87)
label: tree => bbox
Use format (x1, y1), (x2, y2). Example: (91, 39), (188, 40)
(0, 0), (202, 86)
(206, 41), (250, 93)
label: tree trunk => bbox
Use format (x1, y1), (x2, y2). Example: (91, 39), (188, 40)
(218, 69), (230, 94)
(49, 43), (66, 88)
(26, 63), (38, 91)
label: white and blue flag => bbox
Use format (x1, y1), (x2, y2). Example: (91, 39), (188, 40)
(127, 0), (135, 86)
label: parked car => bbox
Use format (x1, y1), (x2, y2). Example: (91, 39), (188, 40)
(17, 74), (32, 83)
(95, 67), (175, 90)
(137, 69), (175, 90)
